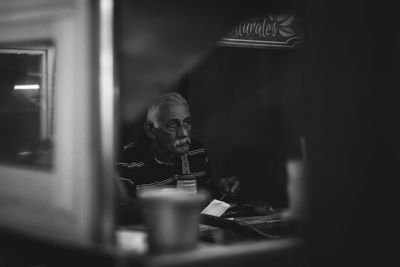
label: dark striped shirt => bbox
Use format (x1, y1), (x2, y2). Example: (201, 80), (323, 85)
(116, 138), (213, 198)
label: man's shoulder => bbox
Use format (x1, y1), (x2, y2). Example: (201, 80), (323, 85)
(187, 138), (208, 156)
(122, 141), (138, 151)
(190, 138), (206, 148)
(122, 141), (141, 155)
(120, 140), (150, 162)
(122, 138), (150, 151)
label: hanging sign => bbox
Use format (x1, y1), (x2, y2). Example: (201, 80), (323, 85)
(218, 13), (304, 49)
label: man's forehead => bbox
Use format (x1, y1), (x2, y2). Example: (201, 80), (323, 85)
(157, 103), (190, 121)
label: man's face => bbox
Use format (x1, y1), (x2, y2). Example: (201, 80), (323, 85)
(153, 103), (192, 156)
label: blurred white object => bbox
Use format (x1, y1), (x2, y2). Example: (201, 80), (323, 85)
(116, 229), (148, 254)
(201, 199), (231, 217)
(285, 159), (308, 221)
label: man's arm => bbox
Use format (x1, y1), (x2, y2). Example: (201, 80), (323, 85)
(114, 145), (144, 224)
(115, 142), (143, 198)
(217, 176), (240, 200)
(197, 147), (240, 200)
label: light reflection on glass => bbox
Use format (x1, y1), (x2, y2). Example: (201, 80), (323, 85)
(14, 84), (40, 90)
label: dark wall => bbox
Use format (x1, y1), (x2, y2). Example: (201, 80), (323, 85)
(186, 46), (305, 207)
(303, 1), (399, 266)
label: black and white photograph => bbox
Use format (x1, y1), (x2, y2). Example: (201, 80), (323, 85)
(0, 0), (398, 266)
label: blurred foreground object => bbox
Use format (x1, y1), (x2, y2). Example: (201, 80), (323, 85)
(138, 188), (208, 253)
(285, 159), (308, 222)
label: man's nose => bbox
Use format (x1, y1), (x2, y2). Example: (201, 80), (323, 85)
(176, 125), (189, 137)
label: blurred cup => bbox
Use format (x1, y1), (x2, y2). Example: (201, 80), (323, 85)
(176, 173), (197, 193)
(285, 159), (308, 221)
(138, 188), (208, 253)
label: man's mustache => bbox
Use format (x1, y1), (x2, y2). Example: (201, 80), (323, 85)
(175, 138), (191, 147)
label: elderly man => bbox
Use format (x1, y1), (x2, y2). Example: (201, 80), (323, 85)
(116, 92), (239, 200)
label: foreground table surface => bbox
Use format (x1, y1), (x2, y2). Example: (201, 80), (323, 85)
(115, 210), (306, 267)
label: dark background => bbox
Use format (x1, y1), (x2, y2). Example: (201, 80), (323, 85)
(115, 0), (400, 266)
(115, 0), (305, 208)
(185, 47), (305, 207)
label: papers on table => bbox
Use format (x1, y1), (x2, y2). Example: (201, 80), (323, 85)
(201, 199), (231, 217)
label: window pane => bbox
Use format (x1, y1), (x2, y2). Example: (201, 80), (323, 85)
(0, 49), (53, 168)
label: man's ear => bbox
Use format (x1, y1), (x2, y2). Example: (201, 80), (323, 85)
(144, 122), (156, 139)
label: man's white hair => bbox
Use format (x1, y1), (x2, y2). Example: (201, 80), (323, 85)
(146, 92), (189, 126)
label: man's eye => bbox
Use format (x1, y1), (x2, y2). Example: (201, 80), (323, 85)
(166, 122), (177, 130)
(183, 120), (192, 129)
